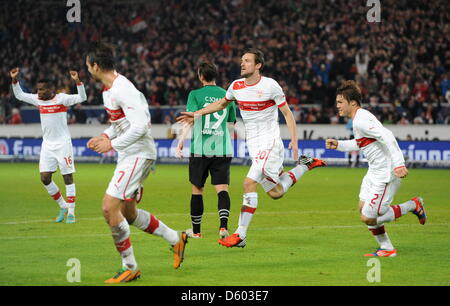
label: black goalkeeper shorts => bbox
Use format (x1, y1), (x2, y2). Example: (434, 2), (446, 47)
(189, 155), (232, 188)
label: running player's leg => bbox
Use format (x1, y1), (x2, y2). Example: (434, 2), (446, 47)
(103, 194), (141, 283)
(236, 178), (257, 242)
(103, 194), (137, 269)
(103, 157), (142, 282)
(219, 176), (257, 248)
(117, 158), (188, 269)
(127, 202), (188, 269)
(375, 177), (426, 225)
(123, 200), (179, 246)
(359, 176), (396, 256)
(274, 155), (326, 199)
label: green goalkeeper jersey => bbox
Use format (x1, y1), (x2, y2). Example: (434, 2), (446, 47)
(186, 85), (236, 156)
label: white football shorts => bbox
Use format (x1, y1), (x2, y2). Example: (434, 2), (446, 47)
(106, 156), (154, 201)
(39, 142), (75, 175)
(360, 174), (401, 219)
(246, 139), (284, 192)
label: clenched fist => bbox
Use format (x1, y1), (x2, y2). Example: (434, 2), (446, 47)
(326, 139), (339, 150)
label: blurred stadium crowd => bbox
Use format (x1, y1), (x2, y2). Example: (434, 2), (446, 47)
(0, 0), (449, 125)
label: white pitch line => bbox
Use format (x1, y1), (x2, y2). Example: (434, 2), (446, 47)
(0, 217), (104, 225)
(0, 210), (362, 225)
(0, 223), (448, 241)
(1, 208), (449, 225)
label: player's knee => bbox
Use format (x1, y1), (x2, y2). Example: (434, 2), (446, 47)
(63, 174), (73, 185)
(40, 174), (52, 185)
(124, 215), (136, 225)
(267, 189), (283, 200)
(101, 203), (111, 219)
(360, 215), (377, 226)
(101, 196), (116, 220)
(243, 179), (257, 193)
(122, 207), (137, 224)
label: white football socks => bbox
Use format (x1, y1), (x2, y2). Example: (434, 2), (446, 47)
(368, 225), (394, 251)
(44, 181), (67, 209)
(236, 192), (258, 239)
(66, 183), (76, 215)
(376, 200), (416, 224)
(279, 165), (308, 193)
(133, 209), (179, 246)
(111, 219), (137, 270)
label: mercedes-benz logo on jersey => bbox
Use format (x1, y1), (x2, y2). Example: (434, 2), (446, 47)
(0, 140), (9, 155)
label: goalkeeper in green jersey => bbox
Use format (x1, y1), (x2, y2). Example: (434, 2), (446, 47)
(177, 62), (237, 239)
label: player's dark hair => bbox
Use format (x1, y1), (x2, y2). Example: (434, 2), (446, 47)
(37, 78), (54, 89)
(336, 80), (362, 106)
(86, 41), (115, 71)
(198, 62), (218, 82)
(243, 48), (265, 71)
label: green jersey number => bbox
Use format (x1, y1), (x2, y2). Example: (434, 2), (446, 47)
(203, 103), (227, 130)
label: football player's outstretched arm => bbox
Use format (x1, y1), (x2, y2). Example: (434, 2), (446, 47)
(326, 138), (359, 152)
(176, 98), (231, 125)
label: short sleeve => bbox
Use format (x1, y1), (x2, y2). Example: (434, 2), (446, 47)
(186, 91), (198, 112)
(225, 82), (235, 102)
(271, 80), (286, 107)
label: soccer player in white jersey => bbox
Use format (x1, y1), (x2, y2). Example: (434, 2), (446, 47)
(177, 49), (326, 248)
(10, 67), (86, 224)
(84, 42), (188, 283)
(326, 81), (427, 257)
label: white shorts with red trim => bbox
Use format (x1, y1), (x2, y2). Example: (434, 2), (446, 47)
(360, 174), (401, 219)
(39, 142), (75, 175)
(246, 139), (284, 192)
(106, 156), (154, 201)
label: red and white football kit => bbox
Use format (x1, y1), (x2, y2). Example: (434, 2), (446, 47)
(336, 108), (406, 219)
(12, 81), (86, 174)
(225, 76), (287, 192)
(102, 72), (157, 201)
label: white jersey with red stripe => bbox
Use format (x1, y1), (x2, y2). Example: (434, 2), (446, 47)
(102, 73), (156, 161)
(225, 76), (287, 157)
(337, 108), (405, 182)
(11, 81), (86, 145)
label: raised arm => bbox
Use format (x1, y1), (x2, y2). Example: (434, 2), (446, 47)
(59, 71), (87, 106)
(10, 68), (39, 106)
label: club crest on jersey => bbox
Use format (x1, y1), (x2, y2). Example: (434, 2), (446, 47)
(233, 81), (246, 90)
(256, 90), (264, 98)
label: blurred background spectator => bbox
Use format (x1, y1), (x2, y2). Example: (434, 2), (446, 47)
(0, 0), (448, 125)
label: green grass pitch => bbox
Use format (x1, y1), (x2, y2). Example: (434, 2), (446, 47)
(0, 163), (449, 286)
